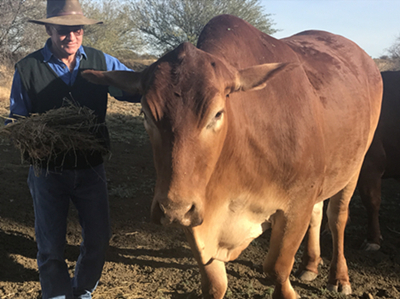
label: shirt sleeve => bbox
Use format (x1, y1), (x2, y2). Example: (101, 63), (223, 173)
(104, 53), (142, 103)
(6, 70), (32, 125)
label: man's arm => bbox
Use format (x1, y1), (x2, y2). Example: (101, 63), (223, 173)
(6, 70), (32, 125)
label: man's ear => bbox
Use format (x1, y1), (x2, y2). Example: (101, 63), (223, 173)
(45, 25), (52, 36)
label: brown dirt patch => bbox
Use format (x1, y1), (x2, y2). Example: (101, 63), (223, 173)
(0, 98), (399, 299)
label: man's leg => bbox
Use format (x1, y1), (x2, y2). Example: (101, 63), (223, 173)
(28, 167), (74, 299)
(70, 164), (111, 299)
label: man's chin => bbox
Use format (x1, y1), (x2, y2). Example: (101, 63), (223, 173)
(63, 48), (79, 56)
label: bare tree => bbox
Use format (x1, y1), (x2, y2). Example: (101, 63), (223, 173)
(384, 34), (400, 71)
(387, 35), (400, 59)
(0, 0), (25, 55)
(80, 0), (144, 57)
(0, 0), (46, 63)
(129, 0), (277, 54)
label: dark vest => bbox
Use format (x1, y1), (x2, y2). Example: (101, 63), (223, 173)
(16, 46), (110, 170)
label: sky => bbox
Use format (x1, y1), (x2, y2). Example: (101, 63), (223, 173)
(259, 0), (400, 58)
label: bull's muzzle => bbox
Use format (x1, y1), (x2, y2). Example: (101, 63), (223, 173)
(151, 199), (203, 227)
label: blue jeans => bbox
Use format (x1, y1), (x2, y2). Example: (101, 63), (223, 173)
(28, 164), (111, 299)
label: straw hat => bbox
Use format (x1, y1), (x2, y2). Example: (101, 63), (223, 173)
(29, 0), (103, 26)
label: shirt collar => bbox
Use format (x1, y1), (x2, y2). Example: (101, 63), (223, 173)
(42, 38), (87, 63)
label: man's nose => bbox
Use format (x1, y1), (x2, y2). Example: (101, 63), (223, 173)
(64, 31), (76, 40)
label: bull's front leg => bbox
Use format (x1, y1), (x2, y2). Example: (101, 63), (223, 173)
(263, 206), (313, 299)
(183, 229), (227, 299)
(198, 259), (227, 299)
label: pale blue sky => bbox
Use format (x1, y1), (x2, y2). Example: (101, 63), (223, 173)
(260, 0), (400, 58)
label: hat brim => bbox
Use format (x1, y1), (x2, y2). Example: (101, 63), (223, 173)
(29, 15), (102, 26)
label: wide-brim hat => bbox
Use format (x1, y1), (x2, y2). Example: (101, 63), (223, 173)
(29, 0), (102, 26)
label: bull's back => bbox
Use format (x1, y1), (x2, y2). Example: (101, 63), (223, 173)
(283, 30), (383, 198)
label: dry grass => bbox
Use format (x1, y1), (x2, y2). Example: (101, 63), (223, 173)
(0, 64), (12, 105)
(0, 103), (108, 171)
(106, 98), (145, 145)
(0, 86), (11, 104)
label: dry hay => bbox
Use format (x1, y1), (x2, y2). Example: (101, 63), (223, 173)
(0, 103), (108, 170)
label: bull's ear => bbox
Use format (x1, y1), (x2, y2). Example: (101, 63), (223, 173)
(81, 70), (143, 95)
(234, 62), (290, 92)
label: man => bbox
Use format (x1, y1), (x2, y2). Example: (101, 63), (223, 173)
(7, 0), (140, 298)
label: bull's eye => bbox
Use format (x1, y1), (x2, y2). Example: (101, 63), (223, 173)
(141, 109), (154, 128)
(215, 110), (224, 120)
(206, 109), (224, 130)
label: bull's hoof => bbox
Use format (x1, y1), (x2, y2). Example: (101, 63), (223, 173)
(297, 270), (318, 281)
(341, 284), (352, 295)
(327, 284), (352, 295)
(361, 240), (380, 251)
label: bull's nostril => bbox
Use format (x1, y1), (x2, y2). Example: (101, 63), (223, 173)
(189, 204), (196, 213)
(184, 204), (203, 226)
(184, 204), (196, 219)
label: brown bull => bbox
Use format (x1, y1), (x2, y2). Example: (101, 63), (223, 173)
(357, 70), (400, 251)
(297, 71), (400, 281)
(82, 14), (382, 299)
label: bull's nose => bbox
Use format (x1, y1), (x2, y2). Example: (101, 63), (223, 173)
(152, 201), (203, 227)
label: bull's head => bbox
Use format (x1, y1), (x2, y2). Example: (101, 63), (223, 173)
(82, 42), (287, 227)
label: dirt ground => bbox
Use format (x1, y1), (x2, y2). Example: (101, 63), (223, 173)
(0, 97), (400, 299)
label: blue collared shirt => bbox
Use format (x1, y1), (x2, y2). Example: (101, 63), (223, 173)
(8, 39), (140, 124)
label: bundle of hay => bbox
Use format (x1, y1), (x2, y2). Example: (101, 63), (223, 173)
(0, 103), (108, 169)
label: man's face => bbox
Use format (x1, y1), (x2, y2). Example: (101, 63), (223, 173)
(46, 25), (84, 58)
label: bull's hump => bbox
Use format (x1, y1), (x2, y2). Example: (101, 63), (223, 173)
(198, 14), (295, 67)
